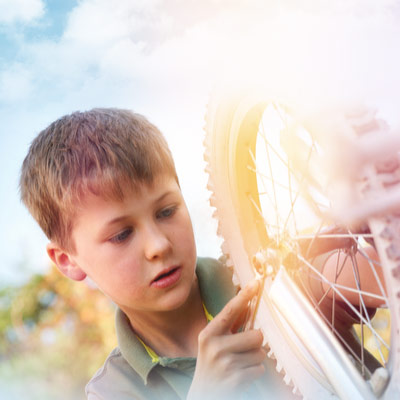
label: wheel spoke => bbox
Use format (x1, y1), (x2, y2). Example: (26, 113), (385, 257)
(260, 119), (281, 238)
(204, 96), (399, 398)
(258, 112), (318, 236)
(298, 253), (390, 351)
(287, 158), (299, 234)
(255, 107), (391, 369)
(281, 132), (319, 235)
(248, 193), (282, 232)
(298, 275), (373, 372)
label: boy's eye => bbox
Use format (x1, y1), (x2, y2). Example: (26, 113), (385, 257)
(157, 206), (177, 219)
(109, 228), (133, 244)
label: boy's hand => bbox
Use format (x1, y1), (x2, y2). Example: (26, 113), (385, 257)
(188, 280), (266, 400)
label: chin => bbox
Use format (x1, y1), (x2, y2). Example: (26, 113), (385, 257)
(162, 285), (193, 311)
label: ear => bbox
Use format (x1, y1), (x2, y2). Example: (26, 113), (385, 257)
(46, 242), (87, 281)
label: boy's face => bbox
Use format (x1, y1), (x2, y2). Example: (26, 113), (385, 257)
(52, 174), (197, 314)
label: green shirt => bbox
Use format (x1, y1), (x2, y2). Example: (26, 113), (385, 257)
(85, 257), (240, 399)
(85, 254), (380, 399)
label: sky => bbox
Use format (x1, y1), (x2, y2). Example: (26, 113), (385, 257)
(1, 0), (400, 287)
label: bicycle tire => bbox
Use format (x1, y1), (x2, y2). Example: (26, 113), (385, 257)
(203, 90), (400, 399)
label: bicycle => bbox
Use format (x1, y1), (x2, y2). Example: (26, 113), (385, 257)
(203, 89), (400, 399)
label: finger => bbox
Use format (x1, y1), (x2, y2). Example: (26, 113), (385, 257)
(232, 348), (267, 369)
(218, 329), (264, 354)
(235, 363), (266, 386)
(230, 302), (250, 333)
(206, 280), (260, 335)
(225, 363), (266, 390)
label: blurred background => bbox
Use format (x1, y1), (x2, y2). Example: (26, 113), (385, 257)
(1, 0), (400, 398)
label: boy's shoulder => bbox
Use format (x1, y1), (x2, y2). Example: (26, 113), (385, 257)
(196, 256), (237, 317)
(86, 346), (180, 400)
(85, 347), (137, 399)
(196, 256), (234, 284)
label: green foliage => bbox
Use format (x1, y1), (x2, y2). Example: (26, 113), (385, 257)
(0, 286), (15, 353)
(0, 265), (116, 398)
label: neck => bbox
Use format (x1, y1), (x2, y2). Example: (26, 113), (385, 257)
(121, 277), (207, 358)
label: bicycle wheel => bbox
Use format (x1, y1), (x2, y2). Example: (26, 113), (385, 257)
(203, 90), (400, 399)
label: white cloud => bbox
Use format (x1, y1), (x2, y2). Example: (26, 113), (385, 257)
(53, 0), (400, 117)
(62, 0), (185, 50)
(4, 1), (400, 109)
(0, 0), (44, 24)
(2, 0), (400, 281)
(0, 64), (33, 103)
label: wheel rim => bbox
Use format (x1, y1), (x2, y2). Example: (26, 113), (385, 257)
(205, 92), (398, 398)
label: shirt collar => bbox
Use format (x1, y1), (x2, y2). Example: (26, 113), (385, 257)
(115, 308), (156, 383)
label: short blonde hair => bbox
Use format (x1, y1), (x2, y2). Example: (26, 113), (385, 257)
(20, 108), (178, 253)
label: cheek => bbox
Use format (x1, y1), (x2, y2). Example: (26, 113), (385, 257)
(177, 217), (197, 256)
(88, 249), (143, 289)
(180, 210), (195, 235)
(113, 257), (142, 283)
(102, 262), (145, 301)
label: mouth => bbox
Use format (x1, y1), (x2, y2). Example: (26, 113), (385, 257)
(151, 267), (181, 288)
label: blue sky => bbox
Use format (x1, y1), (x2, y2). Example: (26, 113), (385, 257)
(1, 0), (400, 287)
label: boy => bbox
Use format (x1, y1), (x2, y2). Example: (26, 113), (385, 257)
(20, 108), (382, 399)
(20, 108), (273, 399)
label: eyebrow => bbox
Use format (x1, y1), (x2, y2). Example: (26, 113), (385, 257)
(103, 190), (176, 229)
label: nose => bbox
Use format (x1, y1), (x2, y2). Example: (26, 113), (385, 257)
(143, 223), (171, 261)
